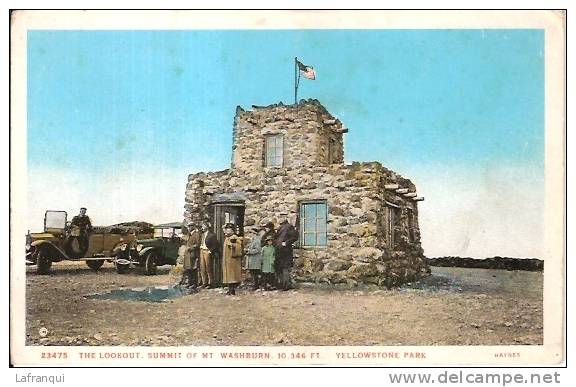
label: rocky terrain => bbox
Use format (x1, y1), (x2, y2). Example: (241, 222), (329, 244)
(24, 262), (543, 346)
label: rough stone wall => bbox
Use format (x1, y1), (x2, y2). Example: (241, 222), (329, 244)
(184, 162), (428, 288)
(232, 100), (345, 171)
(185, 99), (428, 287)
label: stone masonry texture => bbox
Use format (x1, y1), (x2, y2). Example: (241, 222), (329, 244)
(184, 99), (429, 287)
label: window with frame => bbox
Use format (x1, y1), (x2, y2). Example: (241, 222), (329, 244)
(265, 134), (283, 167)
(299, 201), (327, 247)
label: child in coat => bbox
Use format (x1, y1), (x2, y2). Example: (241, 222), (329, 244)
(261, 236), (276, 290)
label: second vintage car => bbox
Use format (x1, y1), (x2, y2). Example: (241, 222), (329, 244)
(114, 222), (183, 275)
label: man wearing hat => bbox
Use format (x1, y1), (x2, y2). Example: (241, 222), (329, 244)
(260, 235), (276, 290)
(70, 207), (93, 252)
(199, 222), (219, 288)
(274, 212), (298, 290)
(181, 222), (200, 288)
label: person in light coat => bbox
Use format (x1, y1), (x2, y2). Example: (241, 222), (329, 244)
(222, 223), (243, 295)
(199, 222), (219, 288)
(245, 225), (264, 290)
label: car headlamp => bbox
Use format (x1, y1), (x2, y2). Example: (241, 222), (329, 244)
(136, 244), (143, 252)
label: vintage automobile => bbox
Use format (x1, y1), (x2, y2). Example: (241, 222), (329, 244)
(26, 210), (153, 274)
(114, 222), (183, 275)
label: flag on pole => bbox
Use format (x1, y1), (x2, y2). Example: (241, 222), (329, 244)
(297, 60), (316, 80)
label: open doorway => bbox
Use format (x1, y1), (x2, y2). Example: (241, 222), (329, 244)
(209, 202), (245, 286)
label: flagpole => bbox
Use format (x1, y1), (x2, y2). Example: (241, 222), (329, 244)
(294, 57), (298, 104)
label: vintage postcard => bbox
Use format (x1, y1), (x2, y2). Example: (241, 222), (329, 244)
(9, 10), (565, 366)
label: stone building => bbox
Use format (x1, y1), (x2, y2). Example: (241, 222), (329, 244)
(184, 99), (429, 287)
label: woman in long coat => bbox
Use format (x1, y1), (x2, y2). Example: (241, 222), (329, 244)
(222, 223), (243, 295)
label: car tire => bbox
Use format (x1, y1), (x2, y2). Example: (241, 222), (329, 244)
(144, 251), (158, 276)
(86, 259), (105, 271)
(115, 261), (130, 274)
(36, 249), (52, 275)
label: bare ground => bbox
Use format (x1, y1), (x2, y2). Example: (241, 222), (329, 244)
(25, 262), (543, 346)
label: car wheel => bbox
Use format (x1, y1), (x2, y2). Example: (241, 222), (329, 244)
(115, 261), (130, 274)
(144, 251), (158, 276)
(86, 259), (105, 271)
(36, 249), (52, 275)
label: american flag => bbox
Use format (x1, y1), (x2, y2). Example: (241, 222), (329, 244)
(297, 60), (316, 80)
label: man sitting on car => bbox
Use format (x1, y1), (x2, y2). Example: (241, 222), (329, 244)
(71, 207), (93, 249)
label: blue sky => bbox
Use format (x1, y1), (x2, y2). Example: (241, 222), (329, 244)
(27, 29), (544, 257)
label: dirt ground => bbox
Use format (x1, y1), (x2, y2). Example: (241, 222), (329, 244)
(24, 262), (543, 346)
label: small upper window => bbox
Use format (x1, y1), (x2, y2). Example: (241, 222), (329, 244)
(265, 135), (283, 167)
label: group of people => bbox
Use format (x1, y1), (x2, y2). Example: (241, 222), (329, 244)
(179, 213), (298, 296)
